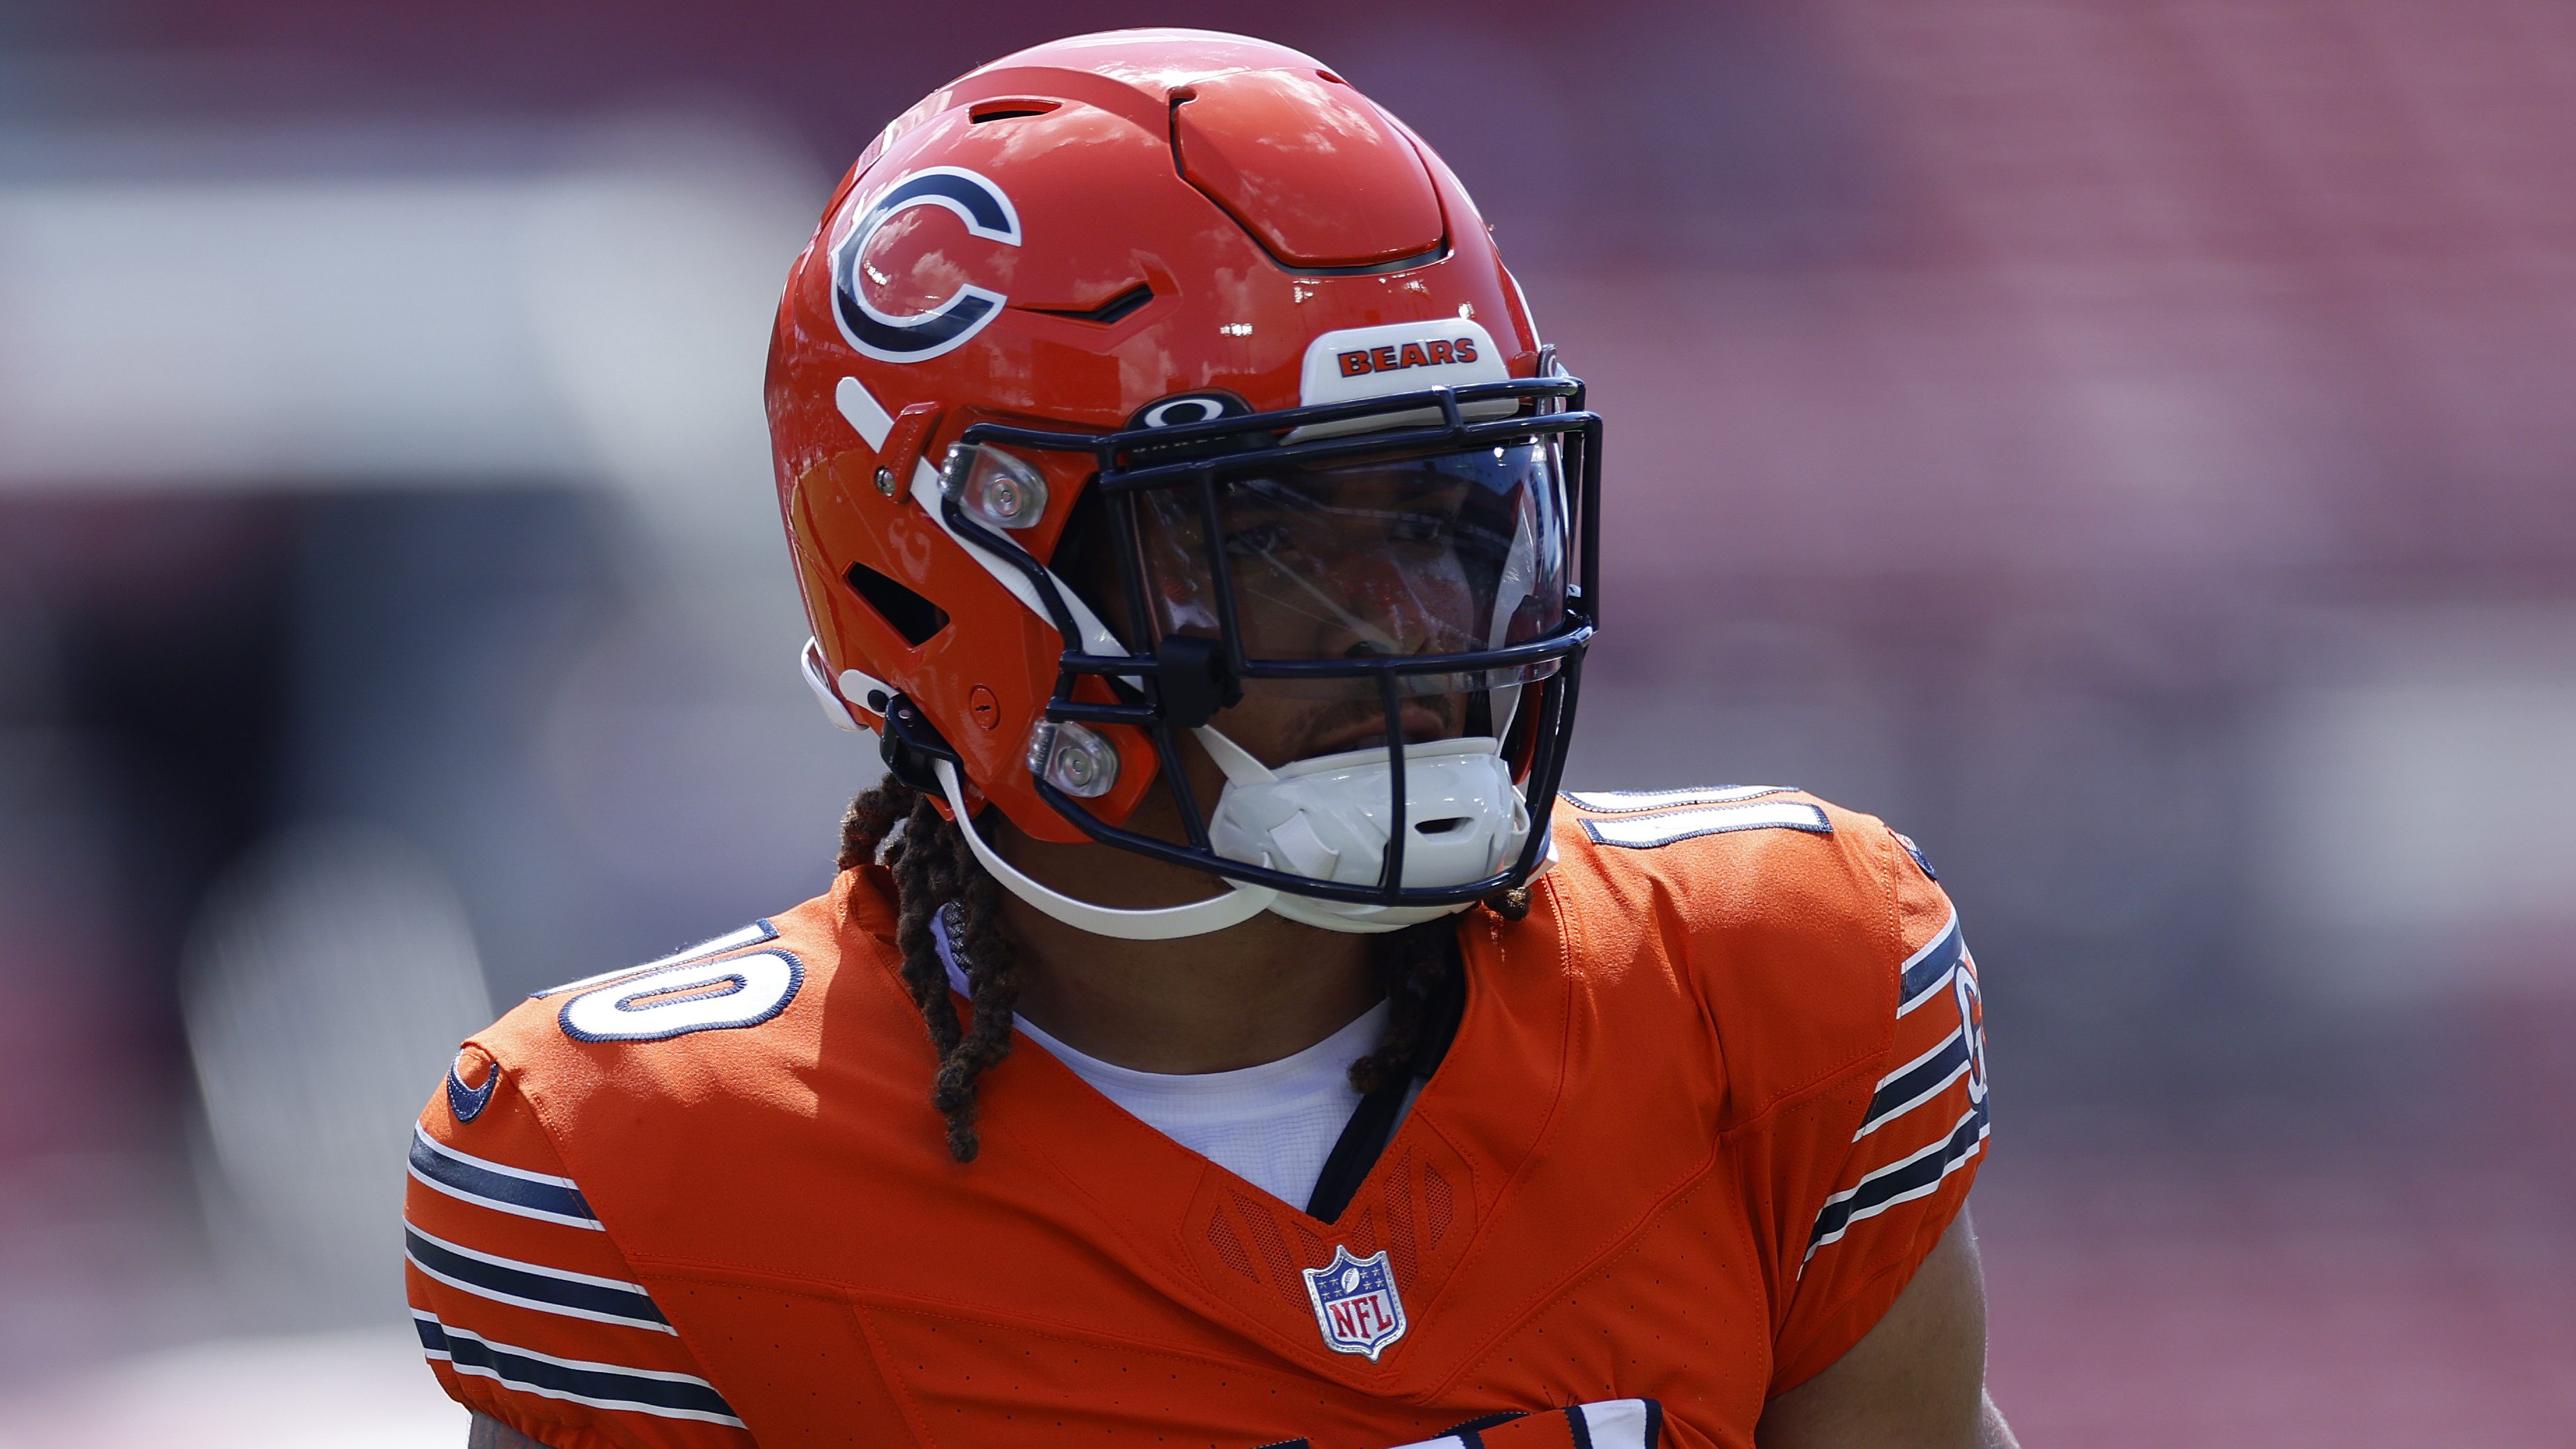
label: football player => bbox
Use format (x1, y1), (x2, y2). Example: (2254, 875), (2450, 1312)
(407, 29), (2015, 1449)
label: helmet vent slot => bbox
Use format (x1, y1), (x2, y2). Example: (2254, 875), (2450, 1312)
(843, 561), (950, 648)
(1416, 817), (1471, 836)
(1027, 283), (1154, 325)
(969, 99), (1060, 123)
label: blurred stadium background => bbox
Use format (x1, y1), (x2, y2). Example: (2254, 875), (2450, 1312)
(1, 1), (2571, 1443)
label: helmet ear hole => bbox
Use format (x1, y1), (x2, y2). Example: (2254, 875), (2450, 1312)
(843, 561), (950, 648)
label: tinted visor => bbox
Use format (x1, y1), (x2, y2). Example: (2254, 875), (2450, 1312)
(1130, 439), (1570, 700)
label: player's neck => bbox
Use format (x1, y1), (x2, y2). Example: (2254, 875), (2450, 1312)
(985, 818), (1378, 1075)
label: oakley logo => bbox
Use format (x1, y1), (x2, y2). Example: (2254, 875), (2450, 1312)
(830, 167), (1022, 363)
(1132, 392), (1251, 429)
(1335, 336), (1478, 378)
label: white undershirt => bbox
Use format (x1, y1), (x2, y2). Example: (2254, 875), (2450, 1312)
(933, 909), (1384, 1208)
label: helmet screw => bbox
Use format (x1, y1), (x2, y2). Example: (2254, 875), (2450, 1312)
(872, 466), (897, 497)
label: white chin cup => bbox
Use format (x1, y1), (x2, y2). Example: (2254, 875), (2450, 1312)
(934, 734), (1538, 940)
(1202, 733), (1530, 932)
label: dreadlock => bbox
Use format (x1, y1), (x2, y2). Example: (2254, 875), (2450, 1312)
(837, 779), (1518, 1162)
(837, 777), (1018, 1161)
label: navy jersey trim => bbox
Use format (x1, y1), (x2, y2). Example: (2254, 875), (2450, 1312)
(446, 1060), (499, 1122)
(415, 1313), (742, 1427)
(409, 1126), (601, 1230)
(404, 1225), (672, 1332)
(1856, 1029), (1971, 1140)
(1805, 1096), (1991, 1263)
(1896, 913), (1964, 1015)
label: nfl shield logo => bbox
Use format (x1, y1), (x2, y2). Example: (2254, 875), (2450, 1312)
(1301, 1246), (1408, 1360)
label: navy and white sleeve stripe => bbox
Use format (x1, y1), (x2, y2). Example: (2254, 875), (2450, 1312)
(409, 1126), (602, 1230)
(1853, 1025), (1971, 1140)
(416, 1312), (742, 1427)
(404, 1224), (675, 1332)
(1895, 912), (1963, 1016)
(1797, 904), (1988, 1275)
(1805, 1095), (1990, 1264)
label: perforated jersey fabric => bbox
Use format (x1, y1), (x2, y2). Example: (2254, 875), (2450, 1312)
(403, 792), (1986, 1449)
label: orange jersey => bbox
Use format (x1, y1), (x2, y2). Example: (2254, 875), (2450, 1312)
(405, 788), (1987, 1449)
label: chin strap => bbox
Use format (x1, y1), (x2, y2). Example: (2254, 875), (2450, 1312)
(932, 759), (1280, 941)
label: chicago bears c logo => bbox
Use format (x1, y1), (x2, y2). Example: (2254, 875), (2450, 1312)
(830, 166), (1022, 363)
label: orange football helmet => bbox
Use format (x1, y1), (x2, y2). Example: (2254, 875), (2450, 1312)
(766, 29), (1600, 939)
